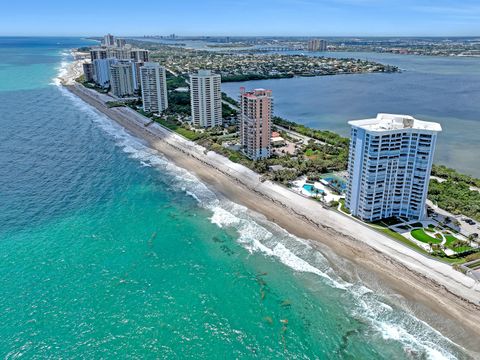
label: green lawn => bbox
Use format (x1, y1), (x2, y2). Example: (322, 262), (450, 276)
(376, 227), (428, 254)
(444, 234), (474, 253)
(444, 234), (458, 248)
(410, 229), (442, 244)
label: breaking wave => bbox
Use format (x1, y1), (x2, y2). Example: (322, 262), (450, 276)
(61, 70), (466, 360)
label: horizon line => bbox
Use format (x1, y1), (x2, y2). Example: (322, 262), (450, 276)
(2, 34), (480, 38)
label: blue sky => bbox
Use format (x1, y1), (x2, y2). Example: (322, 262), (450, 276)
(1, 0), (480, 36)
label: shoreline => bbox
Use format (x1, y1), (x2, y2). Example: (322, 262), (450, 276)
(60, 65), (480, 354)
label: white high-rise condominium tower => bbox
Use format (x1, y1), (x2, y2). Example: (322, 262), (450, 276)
(346, 114), (441, 222)
(140, 62), (168, 114)
(190, 70), (222, 128)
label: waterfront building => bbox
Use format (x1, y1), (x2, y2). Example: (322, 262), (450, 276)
(90, 47), (149, 62)
(109, 61), (136, 97)
(134, 61), (144, 89)
(115, 38), (126, 48)
(190, 70), (222, 128)
(82, 62), (95, 82)
(239, 88), (273, 160)
(140, 62), (168, 114)
(130, 49), (150, 62)
(93, 58), (117, 88)
(308, 39), (327, 51)
(108, 48), (131, 60)
(103, 33), (116, 47)
(345, 113), (442, 222)
(90, 48), (108, 61)
(119, 60), (140, 91)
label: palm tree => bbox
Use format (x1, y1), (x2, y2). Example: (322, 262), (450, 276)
(468, 233), (478, 246)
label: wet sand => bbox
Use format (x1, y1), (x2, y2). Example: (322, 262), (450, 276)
(63, 81), (480, 356)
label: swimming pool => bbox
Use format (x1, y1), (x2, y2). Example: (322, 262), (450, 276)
(302, 184), (324, 196)
(321, 174), (347, 192)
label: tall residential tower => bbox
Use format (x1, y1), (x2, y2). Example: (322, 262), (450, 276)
(103, 34), (116, 47)
(92, 58), (117, 88)
(345, 113), (441, 221)
(190, 70), (222, 128)
(140, 62), (168, 114)
(109, 61), (136, 97)
(307, 39), (327, 51)
(239, 88), (273, 160)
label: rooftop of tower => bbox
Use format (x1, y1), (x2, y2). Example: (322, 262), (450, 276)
(348, 113), (442, 132)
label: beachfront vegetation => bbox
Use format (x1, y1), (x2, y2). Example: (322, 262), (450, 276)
(75, 75), (108, 93)
(273, 116), (350, 148)
(303, 141), (349, 173)
(465, 253), (480, 262)
(165, 75), (238, 119)
(166, 73), (188, 89)
(222, 92), (238, 106)
(444, 235), (473, 253)
(373, 222), (428, 253)
(222, 103), (238, 118)
(195, 132), (349, 185)
(153, 115), (203, 141)
(106, 101), (126, 108)
(428, 178), (480, 222)
(374, 217), (479, 263)
(167, 91), (191, 115)
(432, 164), (480, 188)
(339, 199), (350, 214)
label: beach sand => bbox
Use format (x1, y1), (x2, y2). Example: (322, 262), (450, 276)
(63, 79), (480, 356)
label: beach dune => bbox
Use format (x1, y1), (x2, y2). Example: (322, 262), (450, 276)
(63, 76), (480, 354)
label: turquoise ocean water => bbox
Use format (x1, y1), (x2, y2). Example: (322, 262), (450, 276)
(0, 37), (473, 359)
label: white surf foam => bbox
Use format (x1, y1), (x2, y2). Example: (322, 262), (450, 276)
(349, 282), (460, 360)
(61, 88), (465, 360)
(52, 48), (71, 86)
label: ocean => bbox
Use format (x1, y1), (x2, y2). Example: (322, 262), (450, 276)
(222, 51), (480, 177)
(0, 37), (473, 359)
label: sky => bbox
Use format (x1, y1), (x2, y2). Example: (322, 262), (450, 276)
(1, 0), (480, 37)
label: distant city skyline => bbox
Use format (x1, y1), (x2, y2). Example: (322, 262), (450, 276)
(1, 0), (480, 37)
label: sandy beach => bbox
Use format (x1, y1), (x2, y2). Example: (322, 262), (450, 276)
(62, 65), (480, 355)
(59, 51), (85, 85)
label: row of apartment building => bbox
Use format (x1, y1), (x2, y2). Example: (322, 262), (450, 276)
(85, 38), (441, 223)
(83, 48), (440, 222)
(189, 72), (274, 161)
(82, 34), (169, 114)
(83, 35), (275, 162)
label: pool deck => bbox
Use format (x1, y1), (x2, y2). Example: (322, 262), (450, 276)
(293, 177), (343, 203)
